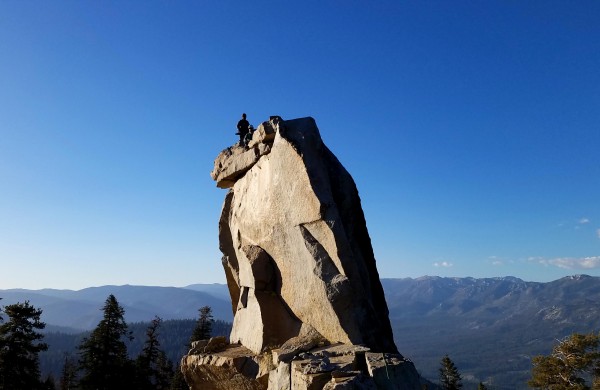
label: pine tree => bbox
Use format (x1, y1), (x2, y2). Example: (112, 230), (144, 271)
(135, 316), (173, 390)
(42, 375), (56, 390)
(190, 306), (213, 344)
(59, 354), (77, 390)
(77, 294), (133, 390)
(477, 382), (487, 390)
(169, 364), (189, 390)
(439, 354), (463, 390)
(155, 352), (175, 390)
(0, 301), (48, 390)
(529, 332), (600, 389)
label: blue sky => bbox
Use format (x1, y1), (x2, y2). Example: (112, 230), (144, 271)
(1, 1), (598, 289)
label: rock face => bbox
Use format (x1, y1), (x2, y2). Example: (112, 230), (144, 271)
(182, 117), (422, 389)
(214, 116), (397, 353)
(182, 339), (421, 390)
(181, 342), (273, 390)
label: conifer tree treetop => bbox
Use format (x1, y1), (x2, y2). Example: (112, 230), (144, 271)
(78, 294), (133, 390)
(0, 300), (48, 390)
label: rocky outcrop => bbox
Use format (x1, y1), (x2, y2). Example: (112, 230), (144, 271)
(181, 342), (273, 390)
(183, 116), (422, 389)
(181, 340), (420, 390)
(212, 116), (397, 353)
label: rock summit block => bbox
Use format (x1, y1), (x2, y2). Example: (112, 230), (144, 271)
(183, 116), (422, 389)
(214, 116), (397, 353)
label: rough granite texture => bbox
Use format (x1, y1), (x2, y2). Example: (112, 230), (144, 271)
(182, 117), (422, 389)
(215, 116), (397, 354)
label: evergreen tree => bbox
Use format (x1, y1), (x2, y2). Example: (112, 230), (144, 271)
(42, 375), (56, 390)
(0, 301), (48, 390)
(77, 294), (133, 390)
(439, 354), (463, 390)
(155, 352), (175, 389)
(529, 332), (600, 389)
(477, 382), (487, 390)
(189, 306), (213, 344)
(59, 354), (77, 390)
(135, 316), (173, 390)
(169, 364), (189, 390)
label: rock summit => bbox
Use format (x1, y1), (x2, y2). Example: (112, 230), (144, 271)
(182, 117), (421, 389)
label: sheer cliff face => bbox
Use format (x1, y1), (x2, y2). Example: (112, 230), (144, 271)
(211, 117), (397, 354)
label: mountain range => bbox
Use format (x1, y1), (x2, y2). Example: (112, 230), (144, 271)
(386, 274), (600, 388)
(2, 275), (600, 389)
(0, 284), (232, 332)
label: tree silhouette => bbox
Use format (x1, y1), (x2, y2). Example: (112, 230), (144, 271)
(0, 301), (48, 390)
(77, 294), (133, 390)
(59, 354), (77, 390)
(190, 306), (213, 344)
(439, 354), (462, 390)
(135, 316), (173, 390)
(169, 364), (189, 390)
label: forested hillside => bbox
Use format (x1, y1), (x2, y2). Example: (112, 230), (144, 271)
(0, 284), (232, 330)
(39, 318), (232, 381)
(387, 275), (600, 388)
(4, 275), (600, 388)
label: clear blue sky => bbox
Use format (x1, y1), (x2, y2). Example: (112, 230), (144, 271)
(1, 1), (598, 289)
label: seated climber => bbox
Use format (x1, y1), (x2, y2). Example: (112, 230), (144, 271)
(236, 113), (250, 147)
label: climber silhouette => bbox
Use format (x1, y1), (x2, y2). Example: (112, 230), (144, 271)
(236, 113), (250, 146)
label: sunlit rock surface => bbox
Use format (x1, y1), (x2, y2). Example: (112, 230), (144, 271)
(182, 117), (422, 389)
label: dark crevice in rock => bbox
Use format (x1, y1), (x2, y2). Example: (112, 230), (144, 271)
(219, 190), (240, 315)
(240, 286), (249, 309)
(355, 350), (368, 375)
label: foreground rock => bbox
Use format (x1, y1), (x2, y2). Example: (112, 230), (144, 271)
(183, 116), (422, 389)
(181, 339), (421, 390)
(181, 343), (272, 390)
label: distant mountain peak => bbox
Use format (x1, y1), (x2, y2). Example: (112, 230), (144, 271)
(566, 274), (592, 280)
(491, 276), (524, 282)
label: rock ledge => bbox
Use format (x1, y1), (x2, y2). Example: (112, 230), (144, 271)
(182, 339), (421, 390)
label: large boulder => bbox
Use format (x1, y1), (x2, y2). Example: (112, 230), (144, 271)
(215, 116), (397, 354)
(183, 116), (422, 389)
(181, 343), (273, 390)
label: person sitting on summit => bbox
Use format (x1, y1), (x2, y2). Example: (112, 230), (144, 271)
(236, 113), (250, 146)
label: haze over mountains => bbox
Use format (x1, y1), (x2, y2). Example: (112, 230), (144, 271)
(0, 284), (232, 331)
(385, 274), (600, 388)
(2, 274), (599, 388)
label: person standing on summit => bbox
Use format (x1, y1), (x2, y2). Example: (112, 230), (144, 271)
(237, 113), (250, 146)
